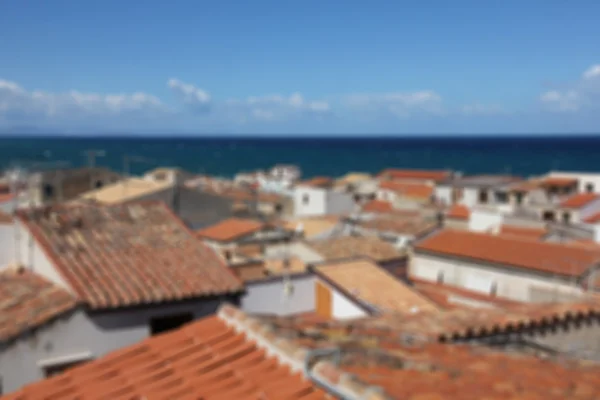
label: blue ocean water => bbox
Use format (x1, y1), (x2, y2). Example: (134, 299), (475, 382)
(0, 135), (599, 178)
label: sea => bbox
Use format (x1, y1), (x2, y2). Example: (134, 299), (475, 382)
(0, 135), (599, 178)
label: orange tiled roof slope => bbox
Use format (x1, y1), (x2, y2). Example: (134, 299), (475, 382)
(309, 235), (402, 262)
(445, 204), (469, 220)
(361, 199), (394, 214)
(498, 224), (547, 240)
(0, 268), (78, 343)
(16, 202), (243, 310)
(359, 217), (437, 237)
(560, 192), (600, 209)
(378, 168), (451, 183)
(378, 181), (434, 200)
(415, 229), (600, 277)
(313, 259), (438, 314)
(4, 305), (388, 400)
(252, 306), (600, 400)
(196, 217), (265, 242)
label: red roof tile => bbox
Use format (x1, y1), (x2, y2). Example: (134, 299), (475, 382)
(541, 177), (579, 187)
(196, 218), (266, 242)
(415, 229), (600, 277)
(300, 176), (334, 188)
(378, 169), (451, 183)
(362, 199), (394, 214)
(560, 192), (600, 209)
(498, 224), (547, 240)
(379, 181), (434, 200)
(584, 212), (600, 224)
(0, 210), (13, 224)
(0, 268), (78, 343)
(3, 310), (332, 400)
(446, 204), (469, 220)
(16, 201), (244, 310)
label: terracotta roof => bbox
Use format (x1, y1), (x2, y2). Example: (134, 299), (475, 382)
(299, 176), (334, 188)
(378, 181), (434, 200)
(314, 259), (438, 314)
(508, 179), (542, 192)
(378, 168), (451, 183)
(335, 172), (372, 185)
(541, 177), (579, 187)
(415, 229), (600, 277)
(78, 178), (172, 204)
(309, 236), (403, 262)
(358, 217), (437, 237)
(4, 307), (333, 400)
(498, 224), (547, 240)
(560, 192), (600, 209)
(361, 199), (394, 214)
(204, 185), (283, 204)
(0, 192), (15, 203)
(584, 212), (600, 224)
(281, 217), (339, 238)
(15, 201), (243, 310)
(445, 204), (469, 220)
(196, 218), (266, 242)
(254, 306), (600, 400)
(0, 268), (78, 343)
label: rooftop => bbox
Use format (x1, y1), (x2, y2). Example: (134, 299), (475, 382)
(313, 259), (439, 314)
(299, 176), (334, 188)
(378, 181), (434, 200)
(497, 224), (548, 240)
(280, 216), (340, 238)
(358, 217), (437, 238)
(16, 201), (244, 310)
(0, 268), (78, 344)
(443, 175), (521, 188)
(445, 204), (470, 220)
(560, 192), (600, 209)
(361, 199), (394, 214)
(308, 235), (403, 263)
(415, 229), (600, 277)
(78, 177), (171, 204)
(196, 218), (267, 242)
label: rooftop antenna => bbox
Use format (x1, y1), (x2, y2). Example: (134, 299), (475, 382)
(84, 149), (106, 191)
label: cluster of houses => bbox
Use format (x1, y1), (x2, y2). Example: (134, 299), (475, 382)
(1, 163), (600, 398)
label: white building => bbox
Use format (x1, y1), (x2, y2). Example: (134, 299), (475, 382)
(293, 185), (355, 218)
(0, 201), (243, 392)
(411, 229), (600, 303)
(545, 171), (600, 194)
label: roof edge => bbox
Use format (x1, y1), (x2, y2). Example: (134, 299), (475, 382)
(217, 304), (393, 400)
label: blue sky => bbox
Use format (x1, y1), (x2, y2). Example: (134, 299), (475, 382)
(1, 0), (600, 135)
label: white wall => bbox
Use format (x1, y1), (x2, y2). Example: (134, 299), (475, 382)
(0, 298), (226, 393)
(435, 186), (452, 205)
(0, 224), (15, 268)
(240, 275), (316, 315)
(331, 288), (368, 320)
(326, 191), (355, 216)
(293, 187), (327, 217)
(461, 188), (480, 207)
(468, 209), (503, 232)
(410, 253), (585, 303)
(576, 197), (600, 223)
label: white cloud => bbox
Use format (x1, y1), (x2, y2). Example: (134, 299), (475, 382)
(343, 91), (444, 118)
(540, 64), (600, 112)
(583, 64), (600, 80)
(226, 92), (331, 122)
(0, 79), (164, 122)
(167, 78), (211, 111)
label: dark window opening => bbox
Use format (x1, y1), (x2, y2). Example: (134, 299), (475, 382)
(490, 282), (498, 297)
(515, 192), (524, 205)
(495, 191), (508, 204)
(542, 211), (556, 222)
(274, 203), (283, 213)
(44, 360), (87, 378)
(150, 313), (194, 336)
(437, 271), (444, 283)
(302, 194), (310, 205)
(562, 212), (571, 224)
(353, 194), (361, 204)
(95, 180), (104, 189)
(478, 190), (489, 204)
(586, 183), (595, 193)
(43, 184), (55, 199)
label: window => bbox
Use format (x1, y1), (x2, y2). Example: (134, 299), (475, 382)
(150, 313), (194, 336)
(586, 183), (595, 193)
(436, 271), (444, 283)
(302, 193), (310, 205)
(490, 282), (498, 297)
(495, 191), (508, 204)
(43, 183), (55, 200)
(274, 203), (283, 213)
(44, 360), (87, 378)
(95, 180), (104, 189)
(542, 210), (556, 222)
(515, 192), (524, 205)
(562, 212), (571, 224)
(478, 190), (489, 204)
